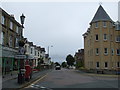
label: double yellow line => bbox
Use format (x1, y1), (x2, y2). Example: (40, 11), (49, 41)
(25, 73), (48, 88)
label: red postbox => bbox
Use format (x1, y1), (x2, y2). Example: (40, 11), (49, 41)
(24, 60), (32, 81)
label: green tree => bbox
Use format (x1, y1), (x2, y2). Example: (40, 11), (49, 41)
(66, 54), (75, 66)
(61, 62), (67, 68)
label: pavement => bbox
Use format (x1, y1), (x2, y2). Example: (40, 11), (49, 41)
(75, 69), (119, 78)
(2, 69), (52, 89)
(2, 71), (18, 83)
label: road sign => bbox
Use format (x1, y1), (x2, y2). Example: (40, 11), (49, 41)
(15, 55), (26, 59)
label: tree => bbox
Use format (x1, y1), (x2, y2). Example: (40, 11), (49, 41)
(66, 54), (75, 66)
(37, 57), (44, 67)
(61, 62), (67, 68)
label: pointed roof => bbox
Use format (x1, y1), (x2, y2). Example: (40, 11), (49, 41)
(91, 5), (113, 23)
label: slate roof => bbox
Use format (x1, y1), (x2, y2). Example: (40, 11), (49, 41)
(91, 5), (113, 23)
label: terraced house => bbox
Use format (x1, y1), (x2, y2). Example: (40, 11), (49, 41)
(0, 8), (23, 74)
(83, 5), (120, 71)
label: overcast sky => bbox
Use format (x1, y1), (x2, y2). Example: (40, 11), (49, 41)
(1, 1), (118, 63)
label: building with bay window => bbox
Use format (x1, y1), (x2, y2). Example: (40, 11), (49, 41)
(0, 8), (23, 74)
(83, 5), (120, 71)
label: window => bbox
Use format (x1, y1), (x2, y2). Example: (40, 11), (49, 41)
(96, 62), (99, 68)
(117, 49), (120, 55)
(38, 52), (39, 56)
(117, 62), (120, 67)
(116, 35), (120, 42)
(95, 34), (99, 41)
(16, 26), (19, 33)
(116, 24), (120, 30)
(15, 38), (18, 47)
(10, 21), (13, 29)
(104, 48), (108, 55)
(31, 48), (33, 54)
(1, 32), (5, 45)
(103, 34), (107, 40)
(1, 15), (5, 25)
(96, 48), (99, 55)
(111, 49), (114, 55)
(9, 35), (13, 47)
(110, 35), (113, 41)
(95, 22), (98, 28)
(105, 62), (108, 68)
(35, 50), (37, 56)
(103, 21), (107, 27)
(25, 45), (27, 52)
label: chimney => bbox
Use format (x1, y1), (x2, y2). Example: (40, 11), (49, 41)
(10, 14), (15, 19)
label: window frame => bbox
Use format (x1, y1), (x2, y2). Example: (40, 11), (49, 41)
(15, 38), (19, 48)
(116, 35), (120, 42)
(105, 62), (108, 68)
(9, 35), (13, 47)
(104, 48), (108, 55)
(116, 49), (120, 55)
(10, 21), (13, 30)
(95, 22), (98, 28)
(16, 26), (19, 33)
(95, 34), (99, 41)
(31, 48), (33, 54)
(111, 49), (114, 55)
(103, 34), (107, 41)
(103, 21), (107, 27)
(1, 15), (5, 25)
(117, 62), (120, 67)
(96, 48), (99, 55)
(96, 62), (99, 68)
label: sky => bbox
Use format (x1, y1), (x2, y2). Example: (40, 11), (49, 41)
(1, 0), (118, 63)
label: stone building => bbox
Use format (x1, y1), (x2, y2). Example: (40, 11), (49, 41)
(0, 8), (23, 73)
(74, 49), (84, 69)
(83, 5), (120, 71)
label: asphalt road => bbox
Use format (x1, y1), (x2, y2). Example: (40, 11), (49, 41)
(2, 69), (51, 89)
(26, 68), (119, 89)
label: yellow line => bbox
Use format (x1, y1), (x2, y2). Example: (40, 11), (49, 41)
(25, 73), (48, 88)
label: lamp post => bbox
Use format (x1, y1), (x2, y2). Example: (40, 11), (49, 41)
(47, 46), (53, 69)
(20, 14), (25, 28)
(48, 45), (53, 56)
(17, 13), (26, 84)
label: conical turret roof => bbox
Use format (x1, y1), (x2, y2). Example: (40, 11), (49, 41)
(91, 5), (113, 23)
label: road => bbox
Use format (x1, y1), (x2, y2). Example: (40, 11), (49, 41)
(25, 68), (119, 89)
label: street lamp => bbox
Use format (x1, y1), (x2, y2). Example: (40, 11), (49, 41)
(20, 14), (25, 27)
(48, 45), (53, 56)
(17, 13), (26, 84)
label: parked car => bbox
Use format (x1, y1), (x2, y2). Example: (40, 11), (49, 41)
(55, 65), (61, 70)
